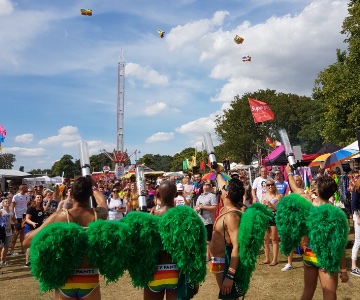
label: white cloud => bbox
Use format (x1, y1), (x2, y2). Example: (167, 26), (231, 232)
(0, 0), (13, 15)
(143, 102), (180, 116)
(145, 132), (175, 143)
(38, 126), (81, 146)
(4, 147), (46, 157)
(14, 133), (34, 144)
(199, 0), (348, 100)
(126, 63), (169, 87)
(166, 10), (230, 50)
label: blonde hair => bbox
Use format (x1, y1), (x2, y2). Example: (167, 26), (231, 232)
(265, 178), (280, 198)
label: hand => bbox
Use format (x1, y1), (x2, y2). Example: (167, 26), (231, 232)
(357, 217), (360, 226)
(199, 204), (204, 209)
(340, 271), (349, 283)
(32, 222), (38, 228)
(285, 163), (292, 174)
(221, 277), (233, 295)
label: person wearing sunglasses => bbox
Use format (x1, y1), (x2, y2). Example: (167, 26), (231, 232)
(260, 179), (282, 266)
(108, 189), (126, 221)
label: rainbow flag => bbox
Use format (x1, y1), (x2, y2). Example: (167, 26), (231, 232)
(303, 168), (311, 193)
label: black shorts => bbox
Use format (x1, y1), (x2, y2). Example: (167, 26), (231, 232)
(205, 224), (213, 241)
(14, 218), (23, 231)
(269, 211), (277, 227)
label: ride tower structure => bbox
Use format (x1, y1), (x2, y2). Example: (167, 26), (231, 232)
(102, 50), (136, 177)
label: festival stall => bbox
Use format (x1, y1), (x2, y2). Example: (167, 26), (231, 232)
(0, 169), (31, 191)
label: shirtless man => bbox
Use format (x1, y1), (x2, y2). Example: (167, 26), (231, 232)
(145, 180), (178, 300)
(24, 177), (108, 300)
(209, 178), (245, 299)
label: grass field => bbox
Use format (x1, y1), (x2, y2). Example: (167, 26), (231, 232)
(1, 235), (360, 300)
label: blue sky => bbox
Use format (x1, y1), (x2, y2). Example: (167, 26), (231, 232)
(0, 0), (349, 172)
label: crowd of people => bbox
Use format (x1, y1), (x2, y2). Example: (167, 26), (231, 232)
(0, 163), (359, 300)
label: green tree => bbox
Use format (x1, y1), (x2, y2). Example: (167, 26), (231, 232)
(0, 153), (15, 169)
(138, 154), (173, 171)
(19, 166), (24, 172)
(90, 153), (114, 172)
(215, 89), (322, 165)
(171, 147), (199, 172)
(313, 1), (360, 146)
(51, 154), (79, 178)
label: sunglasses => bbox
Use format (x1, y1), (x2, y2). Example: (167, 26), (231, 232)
(266, 184), (275, 187)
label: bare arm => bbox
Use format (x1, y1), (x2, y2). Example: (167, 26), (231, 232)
(23, 211), (66, 249)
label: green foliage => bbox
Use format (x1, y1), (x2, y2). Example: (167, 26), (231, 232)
(90, 153), (114, 172)
(0, 153), (16, 169)
(313, 0), (360, 146)
(138, 154), (172, 171)
(170, 148), (199, 172)
(215, 89), (321, 164)
(51, 154), (79, 178)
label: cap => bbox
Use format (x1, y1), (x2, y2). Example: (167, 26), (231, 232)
(176, 183), (184, 191)
(231, 172), (239, 177)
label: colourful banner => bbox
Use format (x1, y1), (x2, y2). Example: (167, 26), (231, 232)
(248, 98), (274, 123)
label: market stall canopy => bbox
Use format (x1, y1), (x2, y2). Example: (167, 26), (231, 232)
(317, 142), (342, 154)
(0, 169), (31, 177)
(263, 145), (319, 166)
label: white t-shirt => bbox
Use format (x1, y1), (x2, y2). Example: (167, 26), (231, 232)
(1, 209), (13, 236)
(252, 177), (268, 203)
(108, 198), (126, 221)
(174, 195), (186, 206)
(12, 193), (30, 218)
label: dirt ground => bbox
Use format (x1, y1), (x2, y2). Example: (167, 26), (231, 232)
(1, 237), (360, 300)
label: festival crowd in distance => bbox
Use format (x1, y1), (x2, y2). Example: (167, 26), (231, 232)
(0, 163), (359, 300)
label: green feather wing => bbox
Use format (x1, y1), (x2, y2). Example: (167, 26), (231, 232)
(237, 202), (272, 293)
(30, 222), (87, 293)
(86, 219), (131, 283)
(276, 194), (312, 256)
(307, 204), (348, 273)
(158, 206), (207, 285)
(120, 212), (163, 288)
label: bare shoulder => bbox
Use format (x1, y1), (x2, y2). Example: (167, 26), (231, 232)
(225, 212), (241, 229)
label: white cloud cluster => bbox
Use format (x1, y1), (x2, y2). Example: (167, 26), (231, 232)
(0, 0), (13, 15)
(126, 63), (169, 87)
(145, 132), (175, 143)
(14, 133), (34, 144)
(201, 0), (348, 101)
(4, 147), (46, 157)
(166, 10), (230, 50)
(38, 126), (81, 146)
(143, 102), (180, 116)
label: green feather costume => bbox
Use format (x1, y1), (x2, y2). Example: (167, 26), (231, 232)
(276, 194), (349, 273)
(237, 202), (272, 293)
(30, 222), (87, 293)
(275, 194), (312, 256)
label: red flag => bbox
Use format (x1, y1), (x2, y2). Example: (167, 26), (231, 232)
(199, 161), (205, 171)
(266, 136), (276, 148)
(248, 98), (274, 123)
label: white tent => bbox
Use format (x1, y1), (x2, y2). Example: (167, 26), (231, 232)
(343, 141), (359, 158)
(23, 176), (63, 188)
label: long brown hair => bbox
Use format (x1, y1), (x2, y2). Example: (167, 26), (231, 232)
(31, 193), (44, 210)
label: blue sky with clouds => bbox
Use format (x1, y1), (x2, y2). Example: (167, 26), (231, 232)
(0, 0), (349, 172)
